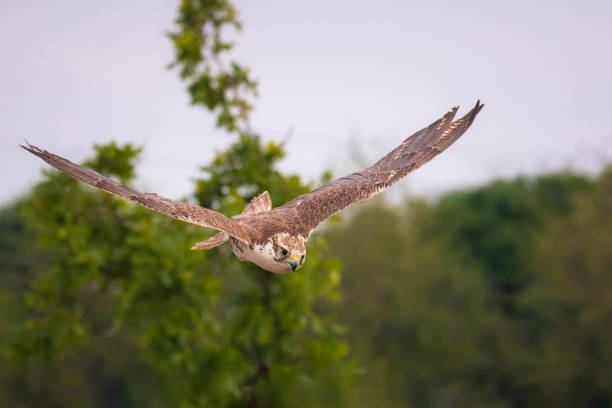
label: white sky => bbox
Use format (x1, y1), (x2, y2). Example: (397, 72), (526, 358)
(1, 0), (611, 205)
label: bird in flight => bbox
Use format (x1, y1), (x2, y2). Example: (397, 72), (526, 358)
(23, 101), (483, 273)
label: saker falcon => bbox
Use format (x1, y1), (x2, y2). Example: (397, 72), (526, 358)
(23, 101), (483, 273)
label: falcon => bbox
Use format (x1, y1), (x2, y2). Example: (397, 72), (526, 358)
(22, 101), (483, 273)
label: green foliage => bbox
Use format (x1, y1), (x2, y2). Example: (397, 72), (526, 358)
(169, 0), (257, 133)
(3, 159), (611, 407)
(515, 166), (612, 406)
(422, 173), (594, 309)
(195, 133), (310, 212)
(326, 169), (611, 407)
(0, 196), (180, 408)
(5, 140), (349, 407)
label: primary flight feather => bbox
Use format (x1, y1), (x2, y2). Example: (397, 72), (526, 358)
(22, 100), (483, 273)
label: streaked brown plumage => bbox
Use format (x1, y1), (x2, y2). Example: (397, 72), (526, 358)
(22, 100), (484, 273)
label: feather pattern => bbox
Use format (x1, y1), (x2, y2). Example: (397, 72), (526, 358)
(21, 143), (255, 245)
(262, 100), (484, 237)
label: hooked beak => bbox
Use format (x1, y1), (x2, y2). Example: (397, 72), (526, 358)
(286, 255), (300, 271)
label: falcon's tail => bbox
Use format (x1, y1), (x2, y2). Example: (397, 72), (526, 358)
(191, 232), (228, 250)
(191, 191), (272, 250)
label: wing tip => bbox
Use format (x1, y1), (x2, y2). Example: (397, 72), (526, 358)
(449, 99), (484, 118)
(463, 99), (484, 123)
(20, 140), (43, 156)
(474, 99), (484, 113)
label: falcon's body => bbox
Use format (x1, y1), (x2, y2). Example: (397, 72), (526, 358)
(23, 101), (484, 273)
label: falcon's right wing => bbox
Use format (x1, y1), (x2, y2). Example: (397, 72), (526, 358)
(22, 143), (255, 245)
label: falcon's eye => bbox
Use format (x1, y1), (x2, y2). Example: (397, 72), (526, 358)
(281, 248), (288, 256)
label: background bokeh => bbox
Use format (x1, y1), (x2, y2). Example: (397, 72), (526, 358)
(1, 1), (611, 407)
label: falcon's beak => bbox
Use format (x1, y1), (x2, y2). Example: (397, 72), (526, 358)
(286, 255), (300, 271)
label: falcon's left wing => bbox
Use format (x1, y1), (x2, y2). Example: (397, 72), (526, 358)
(273, 101), (484, 236)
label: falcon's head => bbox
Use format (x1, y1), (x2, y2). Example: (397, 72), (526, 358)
(233, 232), (307, 274)
(269, 233), (306, 273)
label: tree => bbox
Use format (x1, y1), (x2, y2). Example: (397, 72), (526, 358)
(515, 166), (612, 407)
(325, 170), (608, 408)
(6, 1), (353, 407)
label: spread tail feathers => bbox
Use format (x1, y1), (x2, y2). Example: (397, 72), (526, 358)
(190, 191), (272, 250)
(191, 232), (229, 250)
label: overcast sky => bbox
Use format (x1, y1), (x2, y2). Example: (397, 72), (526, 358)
(2, 0), (611, 205)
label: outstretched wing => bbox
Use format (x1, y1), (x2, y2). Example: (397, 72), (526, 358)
(274, 100), (484, 236)
(22, 143), (254, 245)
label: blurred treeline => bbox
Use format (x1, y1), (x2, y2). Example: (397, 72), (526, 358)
(2, 164), (611, 407)
(327, 166), (612, 407)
